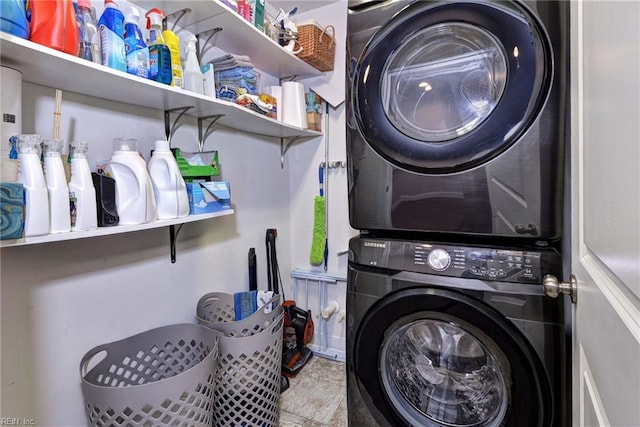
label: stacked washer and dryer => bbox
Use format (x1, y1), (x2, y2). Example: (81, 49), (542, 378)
(345, 1), (570, 426)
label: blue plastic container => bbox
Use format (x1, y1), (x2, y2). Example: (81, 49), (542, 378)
(123, 8), (149, 78)
(0, 0), (30, 39)
(97, 0), (126, 72)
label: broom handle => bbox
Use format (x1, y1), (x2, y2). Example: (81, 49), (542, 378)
(53, 90), (62, 140)
(323, 102), (329, 271)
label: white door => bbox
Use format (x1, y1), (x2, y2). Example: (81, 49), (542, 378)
(571, 1), (640, 426)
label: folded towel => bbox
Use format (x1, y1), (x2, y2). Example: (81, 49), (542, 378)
(210, 53), (252, 64)
(215, 66), (256, 80)
(212, 60), (254, 71)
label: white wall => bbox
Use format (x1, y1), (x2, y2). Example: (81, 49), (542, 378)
(1, 82), (296, 424)
(285, 0), (354, 360)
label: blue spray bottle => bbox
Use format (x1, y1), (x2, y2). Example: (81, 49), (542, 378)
(98, 0), (126, 72)
(123, 7), (149, 79)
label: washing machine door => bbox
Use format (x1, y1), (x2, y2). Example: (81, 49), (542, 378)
(353, 287), (552, 426)
(353, 0), (552, 173)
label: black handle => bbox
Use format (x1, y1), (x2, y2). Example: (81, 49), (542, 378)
(248, 247), (257, 291)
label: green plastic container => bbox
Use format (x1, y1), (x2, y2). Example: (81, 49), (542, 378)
(173, 148), (219, 181)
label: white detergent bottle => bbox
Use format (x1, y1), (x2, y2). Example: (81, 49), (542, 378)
(43, 139), (71, 233)
(148, 140), (189, 219)
(16, 134), (49, 237)
(107, 138), (157, 225)
(68, 141), (97, 231)
(183, 35), (204, 94)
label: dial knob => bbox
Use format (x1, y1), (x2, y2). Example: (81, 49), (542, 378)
(428, 248), (451, 271)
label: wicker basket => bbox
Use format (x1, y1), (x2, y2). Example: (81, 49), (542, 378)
(296, 22), (336, 72)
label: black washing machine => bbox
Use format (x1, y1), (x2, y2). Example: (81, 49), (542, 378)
(346, 236), (569, 426)
(346, 0), (569, 240)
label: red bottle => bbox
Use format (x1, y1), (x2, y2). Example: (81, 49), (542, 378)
(28, 0), (79, 56)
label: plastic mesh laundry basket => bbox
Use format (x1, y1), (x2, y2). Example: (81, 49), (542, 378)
(197, 292), (284, 427)
(80, 323), (219, 427)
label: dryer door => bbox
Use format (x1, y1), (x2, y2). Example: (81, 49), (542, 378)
(353, 0), (552, 173)
(353, 287), (552, 426)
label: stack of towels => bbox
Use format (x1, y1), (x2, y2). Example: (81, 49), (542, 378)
(210, 54), (259, 101)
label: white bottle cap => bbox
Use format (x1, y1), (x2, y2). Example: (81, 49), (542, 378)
(186, 35), (197, 51)
(125, 6), (140, 25)
(113, 138), (138, 152)
(16, 134), (42, 154)
(154, 140), (170, 151)
(43, 139), (64, 156)
(71, 140), (89, 158)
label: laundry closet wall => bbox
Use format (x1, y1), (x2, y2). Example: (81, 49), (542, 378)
(0, 77), (296, 424)
(286, 1), (353, 360)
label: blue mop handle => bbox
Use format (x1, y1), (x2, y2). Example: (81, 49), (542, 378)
(319, 165), (324, 197)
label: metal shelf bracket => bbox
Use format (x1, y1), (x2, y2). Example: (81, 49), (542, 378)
(165, 8), (192, 31)
(280, 136), (302, 168)
(164, 106), (194, 143)
(198, 114), (225, 152)
(169, 224), (185, 263)
(197, 28), (223, 62)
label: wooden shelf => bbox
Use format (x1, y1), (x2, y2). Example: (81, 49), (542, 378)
(0, 34), (322, 139)
(0, 210), (234, 248)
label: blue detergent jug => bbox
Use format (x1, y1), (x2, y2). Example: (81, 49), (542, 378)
(1, 0), (30, 39)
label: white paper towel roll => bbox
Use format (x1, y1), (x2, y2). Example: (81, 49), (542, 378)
(264, 85), (283, 121)
(281, 81), (308, 129)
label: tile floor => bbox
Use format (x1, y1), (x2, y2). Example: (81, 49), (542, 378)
(278, 355), (347, 427)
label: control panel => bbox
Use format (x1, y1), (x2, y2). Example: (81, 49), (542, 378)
(351, 237), (561, 284)
(406, 242), (543, 282)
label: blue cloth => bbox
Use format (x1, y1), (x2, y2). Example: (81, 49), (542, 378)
(215, 66), (256, 80)
(234, 291), (258, 320)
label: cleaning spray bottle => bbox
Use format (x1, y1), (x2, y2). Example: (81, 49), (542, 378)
(123, 7), (149, 79)
(147, 140), (189, 219)
(15, 134), (49, 237)
(75, 0), (100, 62)
(43, 139), (71, 233)
(145, 8), (172, 85)
(162, 22), (183, 88)
(183, 35), (203, 94)
(68, 141), (97, 231)
(98, 0), (126, 72)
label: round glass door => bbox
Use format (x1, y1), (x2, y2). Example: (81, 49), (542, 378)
(352, 287), (552, 426)
(353, 0), (552, 173)
(380, 317), (509, 426)
(382, 23), (508, 142)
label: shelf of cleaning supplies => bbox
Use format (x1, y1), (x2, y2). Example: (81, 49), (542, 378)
(0, 34), (321, 139)
(139, 0), (324, 79)
(0, 210), (234, 248)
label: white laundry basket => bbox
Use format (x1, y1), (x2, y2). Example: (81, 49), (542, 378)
(197, 292), (284, 427)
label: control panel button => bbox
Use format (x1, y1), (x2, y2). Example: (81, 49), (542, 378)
(428, 248), (451, 271)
